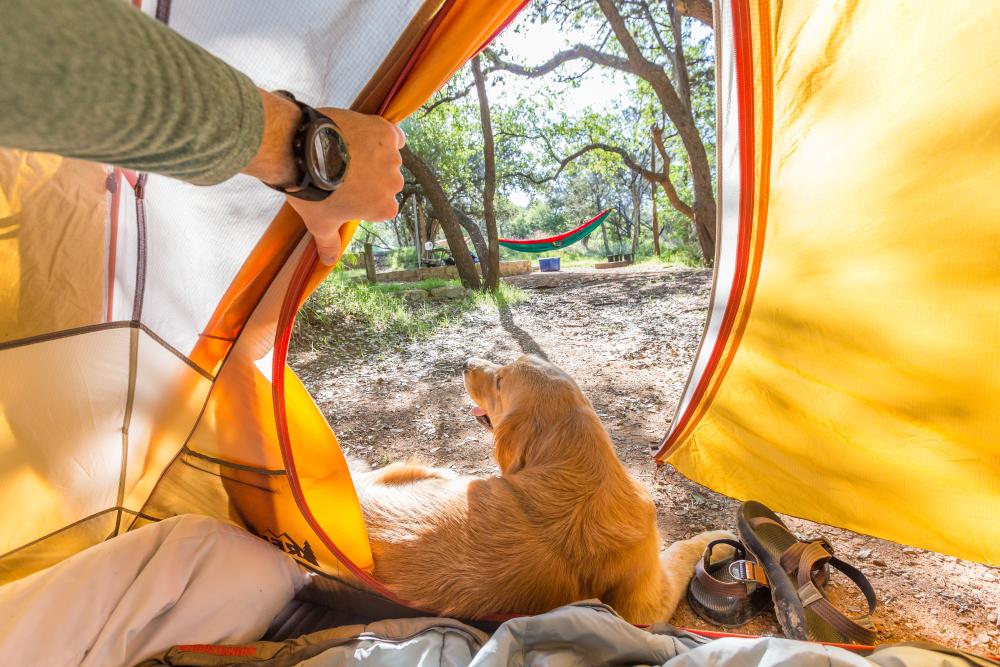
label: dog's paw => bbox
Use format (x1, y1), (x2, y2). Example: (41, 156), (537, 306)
(345, 455), (372, 473)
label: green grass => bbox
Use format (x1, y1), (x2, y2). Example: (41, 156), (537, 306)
(294, 270), (527, 354)
(468, 280), (528, 308)
(373, 277), (452, 293)
(501, 245), (707, 269)
(652, 245), (704, 267)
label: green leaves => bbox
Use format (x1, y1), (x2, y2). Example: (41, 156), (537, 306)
(399, 0), (717, 263)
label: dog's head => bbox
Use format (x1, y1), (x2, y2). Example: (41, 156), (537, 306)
(463, 355), (599, 473)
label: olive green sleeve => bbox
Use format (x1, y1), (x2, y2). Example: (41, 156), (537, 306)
(0, 0), (264, 185)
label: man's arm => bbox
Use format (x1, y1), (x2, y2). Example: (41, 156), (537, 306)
(0, 0), (403, 265)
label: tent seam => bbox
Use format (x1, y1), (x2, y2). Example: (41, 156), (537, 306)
(123, 231), (307, 534)
(0, 322), (214, 380)
(0, 507), (163, 563)
(114, 325), (141, 534)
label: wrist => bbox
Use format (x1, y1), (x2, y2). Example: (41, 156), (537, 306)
(243, 89), (300, 186)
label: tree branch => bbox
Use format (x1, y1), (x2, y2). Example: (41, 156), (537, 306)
(454, 208), (490, 262)
(667, 0), (692, 110)
(596, 0), (715, 245)
(675, 0), (713, 27)
(500, 125), (691, 218)
(420, 83), (474, 117)
(485, 44), (633, 79)
(638, 0), (673, 56)
(650, 127), (694, 219)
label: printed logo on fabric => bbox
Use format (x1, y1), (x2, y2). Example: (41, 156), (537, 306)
(251, 528), (320, 566)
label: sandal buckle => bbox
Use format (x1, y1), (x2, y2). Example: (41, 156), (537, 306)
(797, 534), (834, 554)
(814, 536), (834, 554)
(728, 559), (768, 586)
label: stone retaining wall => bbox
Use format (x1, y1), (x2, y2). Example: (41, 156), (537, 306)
(372, 260), (532, 283)
(595, 260), (634, 270)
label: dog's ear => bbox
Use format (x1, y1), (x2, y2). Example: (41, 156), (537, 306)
(493, 410), (537, 475)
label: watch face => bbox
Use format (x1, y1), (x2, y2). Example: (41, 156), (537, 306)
(307, 122), (348, 190)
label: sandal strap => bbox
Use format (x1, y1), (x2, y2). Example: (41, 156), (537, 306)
(794, 540), (878, 644)
(750, 517), (833, 585)
(780, 538), (832, 573)
(693, 539), (767, 599)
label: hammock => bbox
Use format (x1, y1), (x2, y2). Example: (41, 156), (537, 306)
(498, 209), (610, 253)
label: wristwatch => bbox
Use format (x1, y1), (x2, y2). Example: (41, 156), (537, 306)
(268, 90), (350, 201)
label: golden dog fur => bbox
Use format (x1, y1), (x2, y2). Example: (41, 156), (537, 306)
(354, 355), (730, 624)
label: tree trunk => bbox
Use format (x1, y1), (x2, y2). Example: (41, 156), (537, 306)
(427, 218), (440, 247)
(454, 209), (490, 266)
(630, 184), (641, 256)
(598, 197), (611, 256)
(486, 0), (716, 262)
(614, 205), (629, 255)
(415, 195), (429, 263)
(363, 242), (377, 284)
(668, 0), (692, 111)
(390, 217), (404, 248)
(650, 133), (661, 256)
(400, 146), (481, 289)
(472, 56), (501, 292)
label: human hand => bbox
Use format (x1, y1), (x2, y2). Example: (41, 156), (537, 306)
(288, 109), (405, 265)
(244, 91), (405, 266)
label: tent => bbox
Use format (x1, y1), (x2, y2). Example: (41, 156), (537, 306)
(0, 0), (997, 642)
(0, 0), (528, 590)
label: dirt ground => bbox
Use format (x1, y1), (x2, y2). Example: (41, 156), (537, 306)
(292, 264), (1000, 654)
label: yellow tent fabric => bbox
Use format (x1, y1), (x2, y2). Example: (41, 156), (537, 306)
(658, 0), (1000, 565)
(0, 0), (527, 587)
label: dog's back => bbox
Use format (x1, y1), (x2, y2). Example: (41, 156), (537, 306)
(357, 403), (668, 621)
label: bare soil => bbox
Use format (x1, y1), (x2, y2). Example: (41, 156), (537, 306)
(291, 264), (1000, 654)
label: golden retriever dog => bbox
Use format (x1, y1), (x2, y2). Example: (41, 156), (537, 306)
(353, 355), (731, 624)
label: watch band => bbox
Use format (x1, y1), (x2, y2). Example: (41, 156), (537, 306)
(267, 90), (349, 201)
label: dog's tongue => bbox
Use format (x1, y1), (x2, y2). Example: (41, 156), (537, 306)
(469, 406), (487, 417)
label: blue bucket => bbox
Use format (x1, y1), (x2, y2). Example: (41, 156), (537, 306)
(539, 257), (561, 272)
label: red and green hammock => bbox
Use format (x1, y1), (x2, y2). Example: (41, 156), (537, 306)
(498, 209), (610, 253)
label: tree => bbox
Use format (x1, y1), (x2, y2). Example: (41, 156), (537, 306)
(488, 0), (717, 261)
(400, 146), (482, 289)
(400, 66), (514, 291)
(472, 55), (502, 291)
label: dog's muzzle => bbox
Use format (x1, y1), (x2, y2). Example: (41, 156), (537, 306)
(469, 406), (492, 430)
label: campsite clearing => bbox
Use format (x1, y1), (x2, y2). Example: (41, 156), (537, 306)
(292, 264), (1000, 653)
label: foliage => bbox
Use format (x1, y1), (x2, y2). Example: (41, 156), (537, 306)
(385, 247), (418, 269)
(503, 201), (568, 239)
(391, 0), (716, 268)
(653, 244), (704, 267)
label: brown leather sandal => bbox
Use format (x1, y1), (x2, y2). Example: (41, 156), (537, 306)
(686, 538), (773, 627)
(737, 500), (878, 645)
